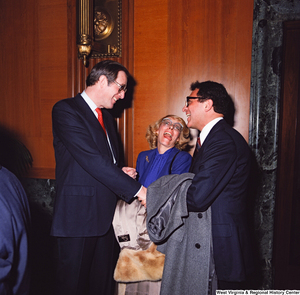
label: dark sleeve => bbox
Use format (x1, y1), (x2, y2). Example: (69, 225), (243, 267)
(0, 197), (14, 295)
(170, 151), (192, 174)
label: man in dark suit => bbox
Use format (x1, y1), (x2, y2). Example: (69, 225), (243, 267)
(51, 60), (147, 295)
(182, 81), (254, 289)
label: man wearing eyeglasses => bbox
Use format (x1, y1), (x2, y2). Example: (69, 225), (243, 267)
(51, 60), (146, 295)
(182, 81), (254, 290)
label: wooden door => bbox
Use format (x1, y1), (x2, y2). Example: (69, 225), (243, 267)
(273, 20), (300, 289)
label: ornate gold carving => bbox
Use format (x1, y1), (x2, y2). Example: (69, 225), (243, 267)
(78, 44), (92, 66)
(109, 45), (118, 54)
(94, 9), (114, 41)
(77, 0), (121, 65)
(77, 0), (93, 66)
(79, 33), (92, 45)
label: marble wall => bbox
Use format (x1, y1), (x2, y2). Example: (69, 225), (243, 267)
(20, 178), (56, 295)
(18, 0), (300, 292)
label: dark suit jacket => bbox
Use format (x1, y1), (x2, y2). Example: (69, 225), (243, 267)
(188, 119), (253, 282)
(51, 93), (141, 237)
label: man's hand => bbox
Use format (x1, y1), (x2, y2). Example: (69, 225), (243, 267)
(137, 186), (147, 207)
(122, 167), (137, 179)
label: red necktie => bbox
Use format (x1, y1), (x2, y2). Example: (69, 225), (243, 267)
(197, 137), (201, 148)
(95, 108), (106, 136)
(192, 137), (201, 158)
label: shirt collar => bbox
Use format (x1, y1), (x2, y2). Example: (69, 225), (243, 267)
(81, 90), (99, 117)
(199, 117), (223, 145)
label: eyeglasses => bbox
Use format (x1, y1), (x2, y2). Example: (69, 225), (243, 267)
(113, 80), (127, 93)
(185, 96), (202, 107)
(161, 118), (183, 132)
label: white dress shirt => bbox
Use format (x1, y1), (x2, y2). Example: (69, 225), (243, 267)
(81, 90), (116, 164)
(199, 117), (223, 145)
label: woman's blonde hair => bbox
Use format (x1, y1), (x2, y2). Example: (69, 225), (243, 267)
(145, 115), (190, 150)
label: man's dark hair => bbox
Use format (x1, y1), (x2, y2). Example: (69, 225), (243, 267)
(86, 60), (129, 87)
(190, 81), (231, 116)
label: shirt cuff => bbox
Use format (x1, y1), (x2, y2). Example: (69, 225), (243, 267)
(134, 185), (143, 198)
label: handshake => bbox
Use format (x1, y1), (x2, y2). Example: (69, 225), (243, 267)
(122, 167), (147, 207)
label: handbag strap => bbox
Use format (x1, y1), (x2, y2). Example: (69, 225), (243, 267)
(169, 150), (180, 174)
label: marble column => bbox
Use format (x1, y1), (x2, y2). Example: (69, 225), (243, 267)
(249, 0), (300, 289)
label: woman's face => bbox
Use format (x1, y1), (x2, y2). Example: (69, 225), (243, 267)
(157, 118), (183, 153)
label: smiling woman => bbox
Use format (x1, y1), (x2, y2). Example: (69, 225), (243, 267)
(112, 114), (192, 295)
(146, 115), (190, 152)
(156, 118), (183, 153)
(139, 114), (191, 187)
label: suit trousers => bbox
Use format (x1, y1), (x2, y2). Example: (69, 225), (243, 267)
(218, 280), (246, 290)
(54, 226), (120, 295)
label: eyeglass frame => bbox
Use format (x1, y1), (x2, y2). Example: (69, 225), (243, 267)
(185, 96), (206, 107)
(112, 80), (127, 93)
(161, 118), (183, 132)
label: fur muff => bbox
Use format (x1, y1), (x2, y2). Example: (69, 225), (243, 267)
(114, 243), (165, 283)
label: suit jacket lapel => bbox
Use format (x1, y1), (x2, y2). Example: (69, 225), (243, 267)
(102, 109), (119, 163)
(190, 120), (226, 171)
(73, 94), (115, 163)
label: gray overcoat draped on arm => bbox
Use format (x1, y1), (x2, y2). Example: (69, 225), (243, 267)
(146, 173), (216, 295)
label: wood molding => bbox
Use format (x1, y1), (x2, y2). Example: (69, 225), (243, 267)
(26, 168), (56, 180)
